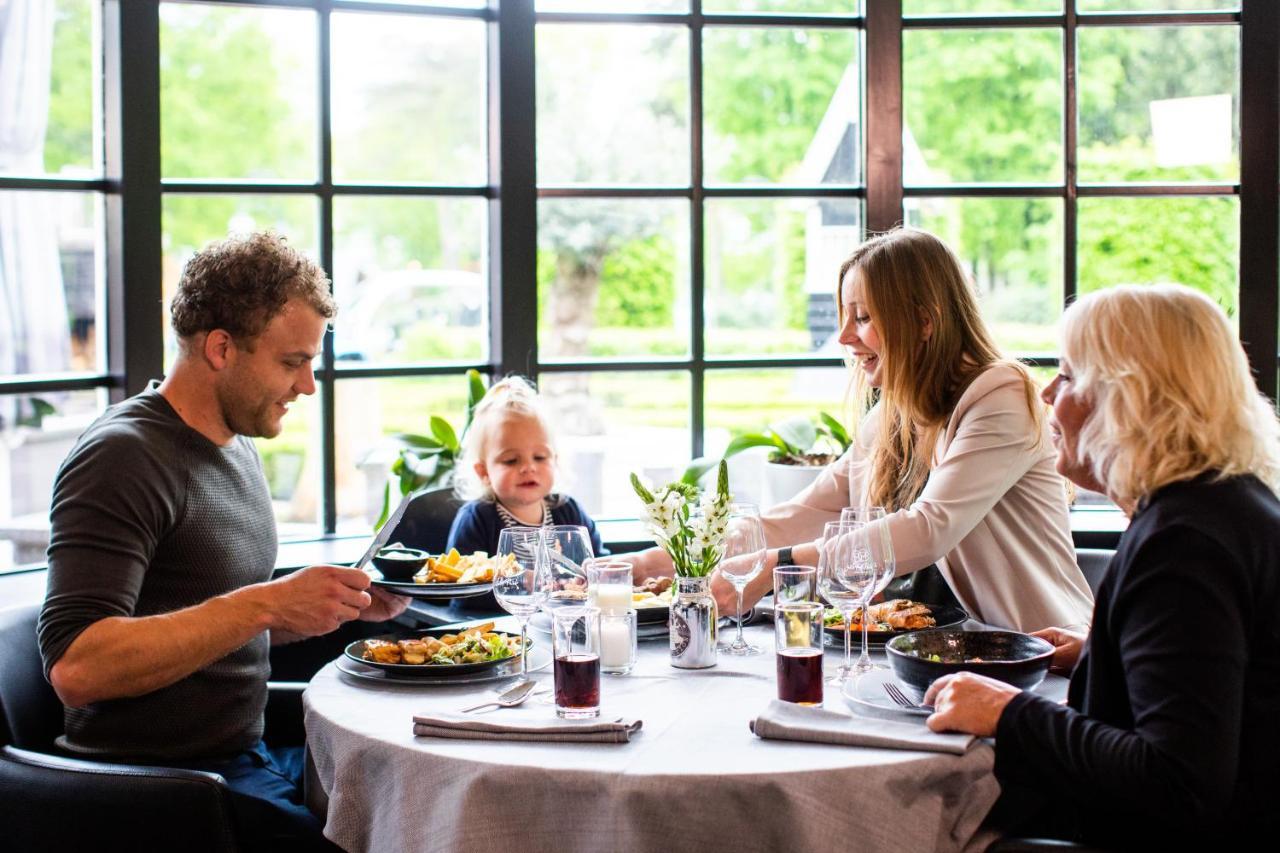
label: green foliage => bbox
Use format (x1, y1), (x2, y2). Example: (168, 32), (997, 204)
(595, 234), (676, 329)
(44, 0), (93, 174)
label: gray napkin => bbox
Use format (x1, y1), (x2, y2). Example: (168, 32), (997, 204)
(413, 713), (642, 743)
(750, 699), (976, 755)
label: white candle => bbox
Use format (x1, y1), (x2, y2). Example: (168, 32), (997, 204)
(599, 618), (634, 668)
(592, 583), (632, 615)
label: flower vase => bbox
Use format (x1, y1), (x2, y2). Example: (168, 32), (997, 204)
(669, 575), (717, 669)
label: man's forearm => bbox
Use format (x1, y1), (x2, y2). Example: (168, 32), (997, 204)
(49, 583), (274, 708)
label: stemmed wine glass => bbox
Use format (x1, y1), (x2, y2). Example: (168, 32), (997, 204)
(817, 520), (869, 684)
(493, 526), (550, 680)
(841, 505), (886, 525)
(540, 525), (595, 611)
(843, 518), (896, 674)
(716, 504), (766, 656)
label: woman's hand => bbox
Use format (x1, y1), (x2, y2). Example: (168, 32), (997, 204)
(1031, 626), (1087, 674)
(621, 547), (675, 583)
(923, 672), (1021, 737)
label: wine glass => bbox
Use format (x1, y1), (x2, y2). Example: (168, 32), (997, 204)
(493, 526), (550, 680)
(716, 504), (766, 656)
(817, 520), (870, 684)
(844, 519), (896, 674)
(540, 525), (595, 611)
(841, 505), (886, 525)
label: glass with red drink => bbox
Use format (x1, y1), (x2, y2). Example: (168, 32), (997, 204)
(774, 601), (825, 705)
(551, 606), (601, 719)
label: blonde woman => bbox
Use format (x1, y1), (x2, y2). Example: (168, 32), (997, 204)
(630, 228), (1092, 631)
(925, 284), (1280, 846)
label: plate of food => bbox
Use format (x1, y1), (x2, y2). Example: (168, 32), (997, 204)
(344, 622), (528, 677)
(822, 599), (967, 647)
(631, 576), (673, 625)
(369, 548), (505, 600)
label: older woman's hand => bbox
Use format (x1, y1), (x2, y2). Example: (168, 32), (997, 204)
(1031, 626), (1088, 674)
(923, 672), (1021, 737)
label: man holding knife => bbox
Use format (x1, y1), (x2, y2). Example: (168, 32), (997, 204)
(38, 233), (407, 851)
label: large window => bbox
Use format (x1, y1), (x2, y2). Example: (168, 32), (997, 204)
(1, 0), (1274, 570)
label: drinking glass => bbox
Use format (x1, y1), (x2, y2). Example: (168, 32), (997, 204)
(844, 520), (897, 674)
(541, 525), (594, 611)
(551, 606), (601, 719)
(817, 520), (870, 685)
(585, 559), (634, 615)
(773, 564), (817, 606)
(716, 504), (766, 656)
(841, 505), (886, 525)
(774, 600), (825, 705)
(493, 526), (549, 679)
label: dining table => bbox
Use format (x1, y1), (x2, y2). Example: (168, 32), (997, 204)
(304, 616), (1067, 853)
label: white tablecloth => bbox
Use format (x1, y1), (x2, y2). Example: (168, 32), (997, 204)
(304, 620), (1062, 853)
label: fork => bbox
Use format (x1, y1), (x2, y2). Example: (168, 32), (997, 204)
(460, 679), (537, 713)
(883, 681), (934, 713)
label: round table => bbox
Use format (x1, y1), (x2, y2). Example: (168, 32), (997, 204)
(304, 619), (1061, 853)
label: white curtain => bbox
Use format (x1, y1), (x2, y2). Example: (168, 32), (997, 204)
(0, 0), (70, 426)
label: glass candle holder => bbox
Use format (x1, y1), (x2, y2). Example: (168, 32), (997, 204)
(586, 559), (634, 615)
(598, 609), (637, 675)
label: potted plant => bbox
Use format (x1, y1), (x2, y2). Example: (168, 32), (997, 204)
(373, 369), (488, 529)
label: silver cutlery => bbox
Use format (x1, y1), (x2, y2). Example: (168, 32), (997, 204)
(883, 681), (934, 712)
(460, 679), (537, 713)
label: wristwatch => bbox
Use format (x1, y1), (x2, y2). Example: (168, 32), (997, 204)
(776, 545), (795, 567)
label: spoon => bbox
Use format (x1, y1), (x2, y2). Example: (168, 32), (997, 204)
(459, 679), (537, 713)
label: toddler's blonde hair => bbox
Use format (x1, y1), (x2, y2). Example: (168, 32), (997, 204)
(453, 375), (560, 502)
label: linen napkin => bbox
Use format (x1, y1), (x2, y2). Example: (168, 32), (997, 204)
(413, 712), (643, 743)
(749, 699), (976, 755)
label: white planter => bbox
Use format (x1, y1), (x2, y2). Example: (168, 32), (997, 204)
(763, 461), (826, 506)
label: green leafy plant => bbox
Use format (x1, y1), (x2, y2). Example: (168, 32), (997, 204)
(681, 412), (852, 486)
(374, 369), (488, 529)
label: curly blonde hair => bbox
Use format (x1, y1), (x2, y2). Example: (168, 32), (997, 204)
(1062, 284), (1280, 506)
(453, 376), (560, 502)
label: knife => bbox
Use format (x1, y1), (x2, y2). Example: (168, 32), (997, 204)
(354, 489), (420, 572)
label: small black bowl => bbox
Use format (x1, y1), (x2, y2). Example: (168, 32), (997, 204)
(885, 630), (1054, 702)
(371, 547), (430, 581)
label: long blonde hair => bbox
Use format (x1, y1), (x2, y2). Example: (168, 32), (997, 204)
(838, 228), (1043, 511)
(1062, 284), (1280, 506)
(453, 375), (559, 502)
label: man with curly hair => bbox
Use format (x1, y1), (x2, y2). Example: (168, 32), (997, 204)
(38, 232), (406, 851)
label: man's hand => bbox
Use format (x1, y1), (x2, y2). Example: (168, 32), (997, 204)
(923, 671), (1021, 737)
(360, 585), (411, 623)
(1030, 626), (1087, 674)
(258, 564), (374, 637)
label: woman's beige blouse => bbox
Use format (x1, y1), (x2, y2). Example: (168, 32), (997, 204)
(761, 364), (1094, 632)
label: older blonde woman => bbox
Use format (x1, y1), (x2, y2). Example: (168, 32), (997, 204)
(926, 284), (1280, 846)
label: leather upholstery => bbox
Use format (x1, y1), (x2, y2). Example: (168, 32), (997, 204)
(1074, 548), (1116, 596)
(386, 486), (465, 554)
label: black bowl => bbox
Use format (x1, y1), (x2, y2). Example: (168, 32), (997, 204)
(371, 547), (430, 581)
(885, 630), (1054, 701)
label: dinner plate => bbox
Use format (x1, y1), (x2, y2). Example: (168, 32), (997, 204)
(369, 576), (494, 601)
(840, 669), (931, 718)
(635, 604), (669, 625)
(335, 645), (551, 687)
(822, 603), (968, 648)
(344, 628), (530, 677)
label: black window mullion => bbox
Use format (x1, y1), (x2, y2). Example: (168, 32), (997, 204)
(318, 3), (337, 533)
(1064, 3), (1077, 310)
(690, 1), (705, 460)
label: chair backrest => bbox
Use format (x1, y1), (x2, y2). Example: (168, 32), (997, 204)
(386, 486), (465, 554)
(0, 604), (65, 752)
(1075, 548), (1116, 596)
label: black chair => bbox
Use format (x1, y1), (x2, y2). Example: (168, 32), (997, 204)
(384, 486), (465, 554)
(1074, 548), (1115, 596)
(0, 604), (305, 852)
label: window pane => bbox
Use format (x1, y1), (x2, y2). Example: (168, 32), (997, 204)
(539, 1), (689, 9)
(331, 13), (485, 185)
(541, 371), (690, 519)
(908, 197), (1063, 357)
(161, 194), (320, 368)
(704, 27), (860, 186)
(0, 191), (104, 378)
(334, 375), (472, 533)
(346, 0), (484, 6)
(906, 0), (1059, 11)
(1078, 26), (1239, 184)
(1078, 1), (1236, 11)
(904, 28), (1063, 185)
(0, 389), (106, 569)
(704, 367), (848, 506)
(1077, 196), (1239, 314)
(705, 197), (860, 357)
(538, 199), (689, 360)
(333, 196), (487, 366)
(6, 0), (100, 178)
(253, 390), (321, 534)
(160, 3), (317, 181)
(537, 25), (689, 185)
(704, 1), (860, 10)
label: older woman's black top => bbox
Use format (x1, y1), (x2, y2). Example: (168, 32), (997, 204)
(994, 473), (1280, 847)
